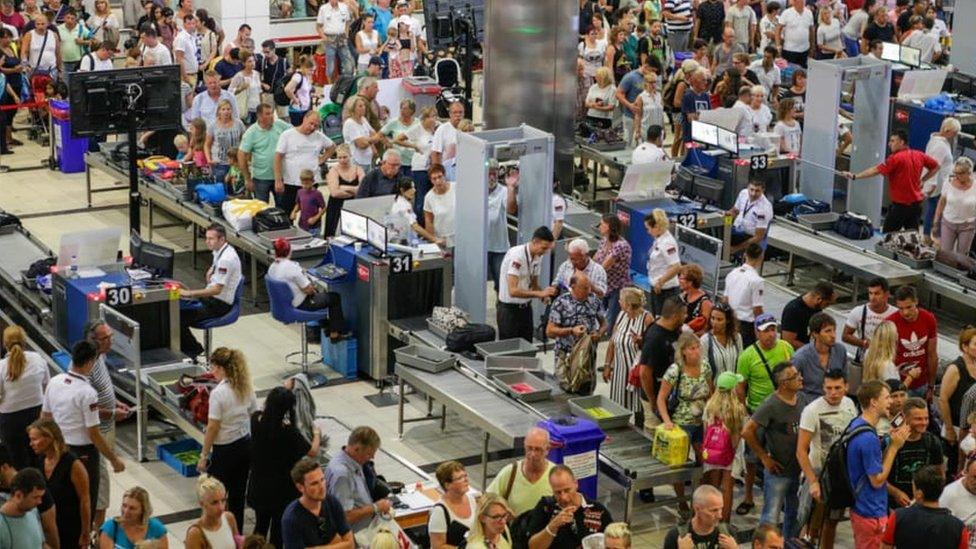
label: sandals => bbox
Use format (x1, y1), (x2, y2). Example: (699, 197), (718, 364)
(735, 501), (755, 515)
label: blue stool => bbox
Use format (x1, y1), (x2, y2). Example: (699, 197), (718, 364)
(191, 278), (245, 360)
(266, 278), (330, 388)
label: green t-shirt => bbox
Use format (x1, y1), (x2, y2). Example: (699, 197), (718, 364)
(736, 339), (794, 411)
(0, 509), (44, 547)
(380, 117), (418, 167)
(238, 118), (292, 181)
(484, 460), (554, 517)
(59, 23), (88, 62)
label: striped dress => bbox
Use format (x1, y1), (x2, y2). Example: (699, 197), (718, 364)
(608, 310), (652, 413)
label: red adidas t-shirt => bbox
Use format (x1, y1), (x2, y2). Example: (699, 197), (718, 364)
(886, 308), (938, 389)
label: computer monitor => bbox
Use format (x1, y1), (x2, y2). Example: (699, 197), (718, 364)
(881, 42), (901, 63)
(139, 241), (175, 278)
(674, 168), (695, 196)
(692, 175), (725, 205)
(340, 210), (369, 241)
(900, 45), (921, 68)
(129, 229), (143, 264)
(366, 217), (387, 255)
(691, 120), (718, 147)
(716, 127), (738, 155)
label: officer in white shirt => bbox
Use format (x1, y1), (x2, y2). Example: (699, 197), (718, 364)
(497, 227), (559, 342)
(632, 125), (668, 165)
(726, 179), (774, 254)
(41, 341), (124, 515)
(267, 238), (346, 341)
(842, 277), (898, 363)
(77, 40), (115, 72)
(643, 209), (681, 316)
(723, 242), (765, 346)
(177, 224), (242, 358)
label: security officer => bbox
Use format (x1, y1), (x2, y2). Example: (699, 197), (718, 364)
(726, 179), (774, 255)
(177, 223), (242, 359)
(724, 242), (765, 347)
(644, 209), (681, 317)
(497, 226), (558, 342)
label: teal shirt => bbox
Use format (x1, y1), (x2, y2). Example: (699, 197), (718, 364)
(380, 117), (419, 167)
(58, 22), (88, 62)
(238, 118), (292, 181)
(0, 508), (44, 547)
(736, 339), (794, 411)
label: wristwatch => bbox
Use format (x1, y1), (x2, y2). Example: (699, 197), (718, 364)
(372, 502), (379, 515)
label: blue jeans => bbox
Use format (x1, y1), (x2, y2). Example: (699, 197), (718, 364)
(413, 169), (430, 220)
(252, 178), (274, 203)
(603, 288), (621, 330)
(923, 195), (940, 237)
(212, 163), (229, 184)
(323, 38), (354, 77)
(488, 251), (506, 294)
(761, 472), (801, 539)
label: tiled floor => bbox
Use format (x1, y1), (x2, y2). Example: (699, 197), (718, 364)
(2, 113), (969, 547)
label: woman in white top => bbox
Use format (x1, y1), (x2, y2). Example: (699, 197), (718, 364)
(197, 15), (221, 71)
(843, 0), (874, 41)
(343, 96), (382, 171)
(747, 85), (773, 135)
(935, 157), (976, 256)
(603, 288), (654, 414)
(644, 208), (681, 317)
(185, 475), (239, 549)
(0, 325), (49, 468)
(403, 106), (439, 216)
(284, 55), (315, 126)
(389, 178), (442, 245)
(20, 14), (59, 75)
(88, 0), (120, 44)
(633, 72), (664, 145)
(584, 66), (616, 129)
(816, 7), (845, 59)
(229, 51), (262, 124)
(773, 98), (802, 155)
(428, 460), (479, 549)
(423, 164), (455, 247)
(925, 118), (960, 245)
(701, 303), (743, 377)
(197, 347), (257, 531)
(355, 14), (380, 73)
(577, 26), (606, 90)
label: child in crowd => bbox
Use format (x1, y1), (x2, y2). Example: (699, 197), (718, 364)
(701, 371), (748, 522)
(382, 26), (403, 78)
(187, 118), (209, 169)
(773, 97), (802, 155)
(959, 411), (976, 459)
(173, 134), (189, 161)
(225, 147), (244, 195)
(292, 168), (325, 236)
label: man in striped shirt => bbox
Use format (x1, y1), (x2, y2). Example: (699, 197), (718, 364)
(84, 321), (132, 528)
(663, 0), (694, 55)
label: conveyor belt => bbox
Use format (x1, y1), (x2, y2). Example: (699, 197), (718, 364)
(0, 226), (52, 282)
(767, 219), (921, 287)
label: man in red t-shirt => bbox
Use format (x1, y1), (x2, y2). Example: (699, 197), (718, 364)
(886, 285), (938, 400)
(843, 130), (940, 234)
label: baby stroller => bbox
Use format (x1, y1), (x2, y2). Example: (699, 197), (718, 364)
(432, 54), (465, 118)
(25, 71), (55, 146)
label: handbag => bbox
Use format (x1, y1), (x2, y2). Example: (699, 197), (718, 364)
(666, 366), (684, 415)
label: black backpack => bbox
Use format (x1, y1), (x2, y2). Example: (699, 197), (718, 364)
(252, 207), (292, 233)
(329, 75), (359, 105)
(273, 72), (302, 106)
(444, 323), (496, 353)
(789, 199), (830, 219)
(819, 420), (877, 510)
(834, 212), (874, 240)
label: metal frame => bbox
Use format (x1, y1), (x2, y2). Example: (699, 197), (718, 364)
(84, 152), (133, 208)
(98, 304), (146, 461)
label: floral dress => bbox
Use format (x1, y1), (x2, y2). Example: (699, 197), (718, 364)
(662, 362), (713, 427)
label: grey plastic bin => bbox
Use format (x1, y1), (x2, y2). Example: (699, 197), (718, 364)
(491, 371), (553, 402)
(394, 345), (456, 373)
(485, 355), (544, 377)
(567, 395), (632, 430)
(474, 338), (539, 358)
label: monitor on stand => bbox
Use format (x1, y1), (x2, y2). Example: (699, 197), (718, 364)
(366, 217), (387, 258)
(692, 174), (725, 206)
(139, 241), (175, 278)
(674, 168), (695, 197)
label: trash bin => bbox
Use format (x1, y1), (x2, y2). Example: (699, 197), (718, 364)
(538, 416), (605, 500)
(50, 99), (88, 173)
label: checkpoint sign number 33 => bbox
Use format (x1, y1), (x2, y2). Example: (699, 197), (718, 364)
(750, 154), (768, 172)
(106, 285), (133, 307)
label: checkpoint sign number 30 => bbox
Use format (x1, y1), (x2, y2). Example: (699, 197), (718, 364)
(105, 285), (133, 307)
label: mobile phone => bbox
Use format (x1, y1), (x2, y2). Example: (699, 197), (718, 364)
(892, 412), (905, 428)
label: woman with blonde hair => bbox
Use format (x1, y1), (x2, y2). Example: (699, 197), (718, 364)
(204, 99), (246, 184)
(343, 95), (382, 171)
(29, 418), (90, 549)
(99, 486), (169, 548)
(0, 325), (49, 468)
(604, 522), (632, 548)
(324, 143), (366, 236)
(466, 493), (514, 549)
(584, 66), (616, 130)
(644, 208), (681, 316)
(185, 475), (240, 549)
(603, 286), (653, 415)
(196, 347), (257, 530)
(862, 321), (920, 383)
(369, 528), (399, 549)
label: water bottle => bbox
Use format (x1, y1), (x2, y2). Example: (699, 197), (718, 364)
(69, 255), (78, 279)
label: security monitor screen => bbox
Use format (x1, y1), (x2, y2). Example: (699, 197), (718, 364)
(366, 217), (386, 252)
(881, 42), (901, 63)
(716, 127), (738, 155)
(900, 45), (921, 67)
(340, 210), (368, 242)
(691, 120), (718, 147)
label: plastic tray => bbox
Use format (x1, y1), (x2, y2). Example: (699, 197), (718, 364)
(874, 242), (898, 259)
(895, 253), (932, 270)
(568, 395), (633, 430)
(485, 355), (543, 377)
(491, 371), (553, 402)
(157, 438), (202, 477)
(933, 261), (964, 279)
(474, 338), (539, 358)
(797, 212), (839, 231)
(142, 364), (207, 397)
(394, 345), (455, 373)
(426, 318), (451, 340)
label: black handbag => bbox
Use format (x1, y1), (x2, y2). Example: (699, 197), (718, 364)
(252, 207), (292, 233)
(445, 323), (496, 353)
(834, 211), (874, 240)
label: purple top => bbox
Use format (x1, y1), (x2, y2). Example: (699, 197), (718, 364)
(593, 237), (633, 292)
(297, 188), (325, 231)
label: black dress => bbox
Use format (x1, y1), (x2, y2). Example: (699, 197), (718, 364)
(46, 452), (82, 549)
(323, 171), (361, 237)
(247, 414), (311, 548)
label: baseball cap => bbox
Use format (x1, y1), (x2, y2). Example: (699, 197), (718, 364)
(716, 372), (744, 391)
(368, 55), (383, 67)
(754, 313), (778, 331)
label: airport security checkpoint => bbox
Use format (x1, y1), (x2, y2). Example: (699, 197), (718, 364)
(1, 0), (976, 547)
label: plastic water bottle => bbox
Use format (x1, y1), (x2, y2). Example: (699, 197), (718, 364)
(69, 255), (78, 279)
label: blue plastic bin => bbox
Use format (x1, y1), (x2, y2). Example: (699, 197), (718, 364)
(157, 438), (202, 477)
(538, 417), (605, 500)
(322, 337), (358, 379)
(50, 99), (88, 174)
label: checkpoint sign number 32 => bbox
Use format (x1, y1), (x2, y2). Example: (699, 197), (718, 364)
(105, 285), (133, 307)
(669, 212), (698, 228)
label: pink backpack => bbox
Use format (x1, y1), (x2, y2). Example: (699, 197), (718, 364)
(702, 418), (735, 467)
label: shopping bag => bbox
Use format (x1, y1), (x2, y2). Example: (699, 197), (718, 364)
(354, 512), (418, 549)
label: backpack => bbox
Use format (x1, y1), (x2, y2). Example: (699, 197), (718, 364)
(562, 332), (596, 394)
(329, 75), (359, 105)
(834, 212), (874, 240)
(702, 418), (735, 466)
(176, 372), (218, 424)
(790, 199), (830, 219)
(252, 207), (292, 233)
(445, 323), (496, 353)
(273, 71), (302, 106)
(662, 73), (683, 112)
(819, 420), (877, 510)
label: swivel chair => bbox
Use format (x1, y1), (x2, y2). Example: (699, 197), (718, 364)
(266, 278), (330, 388)
(191, 277), (245, 360)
